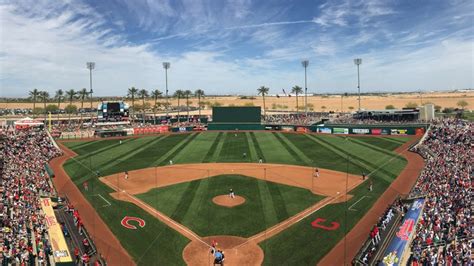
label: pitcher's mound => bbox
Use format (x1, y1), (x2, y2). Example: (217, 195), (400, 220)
(182, 236), (263, 266)
(212, 195), (245, 207)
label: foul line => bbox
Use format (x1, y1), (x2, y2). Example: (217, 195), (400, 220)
(92, 194), (111, 207)
(348, 196), (369, 211)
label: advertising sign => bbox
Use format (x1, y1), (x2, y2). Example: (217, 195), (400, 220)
(281, 126), (294, 132)
(380, 199), (425, 266)
(415, 128), (425, 136)
(296, 127), (308, 133)
(317, 127), (332, 134)
(391, 129), (408, 135)
(179, 127), (187, 132)
(333, 128), (349, 134)
(40, 198), (73, 263)
(372, 129), (382, 135)
(353, 128), (370, 134)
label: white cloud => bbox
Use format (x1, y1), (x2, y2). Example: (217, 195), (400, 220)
(0, 0), (473, 97)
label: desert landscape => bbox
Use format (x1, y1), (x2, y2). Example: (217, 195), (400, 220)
(2, 91), (472, 114)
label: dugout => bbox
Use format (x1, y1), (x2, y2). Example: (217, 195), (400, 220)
(208, 107), (265, 130)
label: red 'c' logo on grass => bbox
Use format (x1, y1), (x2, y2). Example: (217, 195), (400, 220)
(311, 218), (340, 231)
(121, 216), (146, 230)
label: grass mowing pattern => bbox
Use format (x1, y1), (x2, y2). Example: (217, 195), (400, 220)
(136, 174), (324, 237)
(158, 133), (199, 166)
(284, 133), (364, 173)
(313, 135), (401, 181)
(217, 133), (251, 162)
(271, 133), (306, 165)
(249, 132), (265, 161)
(202, 132), (223, 162)
(265, 181), (289, 221)
(170, 179), (202, 221)
(344, 137), (403, 156)
(172, 132), (219, 164)
(63, 132), (409, 265)
(351, 136), (406, 151)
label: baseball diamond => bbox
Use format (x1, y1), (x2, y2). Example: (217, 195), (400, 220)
(50, 131), (414, 265)
(4, 2), (473, 265)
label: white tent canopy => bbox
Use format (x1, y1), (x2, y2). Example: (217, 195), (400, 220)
(14, 117), (44, 126)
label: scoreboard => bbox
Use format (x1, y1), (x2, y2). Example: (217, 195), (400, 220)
(97, 101), (129, 121)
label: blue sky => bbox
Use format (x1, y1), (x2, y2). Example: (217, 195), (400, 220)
(1, 0), (473, 97)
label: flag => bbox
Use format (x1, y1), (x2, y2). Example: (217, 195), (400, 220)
(282, 89), (286, 95)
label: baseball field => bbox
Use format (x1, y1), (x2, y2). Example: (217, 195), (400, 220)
(55, 132), (412, 265)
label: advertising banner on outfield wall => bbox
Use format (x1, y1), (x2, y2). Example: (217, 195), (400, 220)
(372, 128), (382, 135)
(391, 129), (408, 135)
(380, 198), (425, 266)
(333, 128), (349, 134)
(317, 127), (332, 134)
(352, 128), (370, 134)
(281, 126), (295, 132)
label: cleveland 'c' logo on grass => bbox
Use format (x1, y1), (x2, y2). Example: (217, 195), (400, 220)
(311, 218), (340, 231)
(121, 216), (146, 230)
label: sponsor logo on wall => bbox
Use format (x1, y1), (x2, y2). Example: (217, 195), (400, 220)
(353, 128), (370, 134)
(371, 128), (382, 135)
(391, 129), (408, 135)
(281, 126), (294, 132)
(333, 128), (349, 134)
(317, 127), (332, 134)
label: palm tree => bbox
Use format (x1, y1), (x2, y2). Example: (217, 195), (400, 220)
(38, 91), (50, 123)
(257, 86), (270, 116)
(29, 89), (40, 117)
(137, 89), (149, 124)
(174, 90), (185, 120)
(195, 89), (205, 118)
(127, 87), (138, 122)
(77, 88), (89, 121)
(55, 89), (64, 122)
(65, 89), (77, 124)
(184, 90), (192, 121)
(291, 86), (303, 115)
(151, 89), (163, 124)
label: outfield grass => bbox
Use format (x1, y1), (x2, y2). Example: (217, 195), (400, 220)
(136, 174), (324, 237)
(62, 132), (411, 265)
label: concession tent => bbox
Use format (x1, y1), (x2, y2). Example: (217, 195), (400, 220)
(14, 117), (44, 129)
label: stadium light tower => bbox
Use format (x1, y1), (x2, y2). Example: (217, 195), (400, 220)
(86, 62), (95, 124)
(163, 62), (171, 117)
(354, 58), (362, 111)
(301, 60), (309, 116)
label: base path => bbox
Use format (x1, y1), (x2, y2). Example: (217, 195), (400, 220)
(100, 163), (363, 197)
(100, 162), (365, 265)
(50, 143), (135, 266)
(319, 137), (424, 266)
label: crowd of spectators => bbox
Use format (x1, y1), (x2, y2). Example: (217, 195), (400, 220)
(263, 113), (326, 125)
(329, 116), (418, 125)
(408, 119), (472, 265)
(0, 129), (62, 265)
